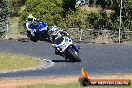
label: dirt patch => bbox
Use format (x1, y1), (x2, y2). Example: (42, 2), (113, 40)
(0, 74), (132, 88)
(6, 32), (27, 40)
(95, 35), (113, 44)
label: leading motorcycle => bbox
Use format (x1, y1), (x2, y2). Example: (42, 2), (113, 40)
(26, 20), (50, 42)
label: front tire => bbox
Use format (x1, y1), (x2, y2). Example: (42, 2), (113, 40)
(26, 31), (38, 42)
(30, 36), (38, 42)
(66, 46), (81, 62)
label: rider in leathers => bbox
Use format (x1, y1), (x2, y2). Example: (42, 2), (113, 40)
(50, 26), (70, 56)
(25, 14), (39, 36)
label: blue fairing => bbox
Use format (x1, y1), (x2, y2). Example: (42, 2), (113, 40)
(32, 24), (38, 31)
(56, 45), (62, 49)
(72, 40), (79, 52)
(38, 21), (47, 31)
(73, 44), (79, 52)
(31, 20), (47, 32)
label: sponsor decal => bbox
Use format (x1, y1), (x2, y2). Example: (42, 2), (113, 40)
(79, 67), (131, 86)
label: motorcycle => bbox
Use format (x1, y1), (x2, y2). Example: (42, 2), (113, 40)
(26, 20), (50, 42)
(52, 36), (81, 62)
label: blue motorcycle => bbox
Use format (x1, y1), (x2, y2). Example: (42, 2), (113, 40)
(26, 20), (50, 42)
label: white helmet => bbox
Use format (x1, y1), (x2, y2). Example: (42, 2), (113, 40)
(50, 26), (58, 35)
(27, 14), (34, 22)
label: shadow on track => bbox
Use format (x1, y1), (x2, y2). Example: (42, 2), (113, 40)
(52, 60), (75, 63)
(18, 38), (30, 42)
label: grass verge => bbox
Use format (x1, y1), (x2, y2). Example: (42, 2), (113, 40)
(0, 75), (131, 88)
(0, 53), (41, 71)
(22, 82), (131, 88)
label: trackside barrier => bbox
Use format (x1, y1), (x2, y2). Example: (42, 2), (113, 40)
(67, 28), (132, 44)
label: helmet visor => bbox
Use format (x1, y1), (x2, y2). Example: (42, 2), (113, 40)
(28, 18), (33, 22)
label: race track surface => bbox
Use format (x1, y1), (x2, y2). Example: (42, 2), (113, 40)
(0, 40), (132, 78)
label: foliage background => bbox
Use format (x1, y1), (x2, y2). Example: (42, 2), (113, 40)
(0, 0), (8, 37)
(0, 0), (132, 42)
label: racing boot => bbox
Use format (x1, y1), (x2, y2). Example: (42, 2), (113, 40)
(31, 31), (35, 36)
(55, 49), (60, 55)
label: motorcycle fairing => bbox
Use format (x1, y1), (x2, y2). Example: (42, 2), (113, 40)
(54, 36), (73, 52)
(37, 21), (48, 31)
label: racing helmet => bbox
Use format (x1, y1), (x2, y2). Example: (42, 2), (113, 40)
(50, 26), (58, 35)
(27, 14), (34, 22)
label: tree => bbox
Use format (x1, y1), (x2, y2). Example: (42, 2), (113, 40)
(110, 0), (132, 31)
(20, 0), (64, 26)
(89, 0), (94, 6)
(96, 0), (112, 9)
(0, 0), (8, 37)
(62, 0), (76, 17)
(87, 10), (112, 30)
(93, 0), (132, 31)
(9, 0), (27, 16)
(64, 9), (88, 29)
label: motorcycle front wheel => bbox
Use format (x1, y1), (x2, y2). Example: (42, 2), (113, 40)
(66, 46), (81, 62)
(26, 31), (38, 42)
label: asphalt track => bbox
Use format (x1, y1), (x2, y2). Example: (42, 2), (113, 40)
(0, 40), (132, 78)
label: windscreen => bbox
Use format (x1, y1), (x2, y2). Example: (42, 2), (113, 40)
(55, 36), (64, 45)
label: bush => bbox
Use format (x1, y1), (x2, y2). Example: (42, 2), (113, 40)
(0, 0), (8, 37)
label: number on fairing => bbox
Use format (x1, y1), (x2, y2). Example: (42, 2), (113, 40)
(65, 37), (69, 42)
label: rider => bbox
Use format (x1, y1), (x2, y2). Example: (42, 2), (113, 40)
(49, 26), (70, 43)
(56, 29), (70, 38)
(25, 14), (39, 36)
(50, 26), (70, 55)
(56, 29), (70, 55)
(49, 25), (59, 43)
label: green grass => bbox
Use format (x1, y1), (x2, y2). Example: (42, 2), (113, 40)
(22, 82), (131, 88)
(0, 53), (41, 71)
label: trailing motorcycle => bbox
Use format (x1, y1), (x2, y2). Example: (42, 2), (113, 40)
(52, 36), (81, 62)
(26, 20), (50, 42)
